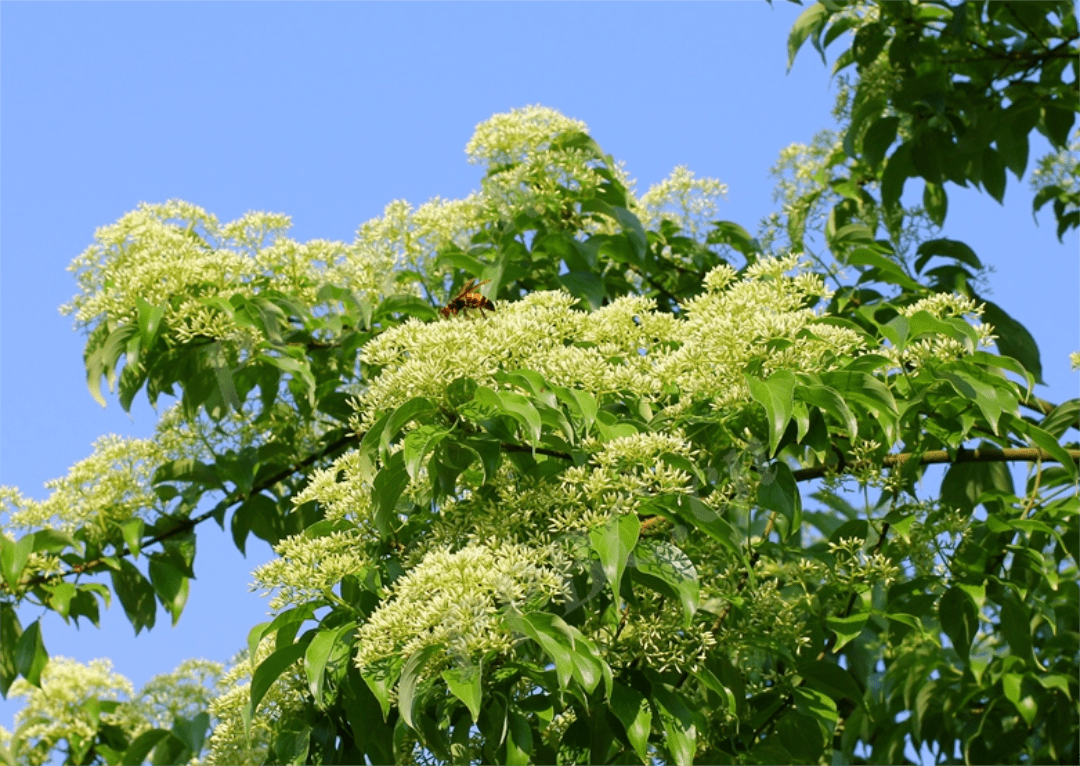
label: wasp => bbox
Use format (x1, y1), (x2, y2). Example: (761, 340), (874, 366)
(440, 278), (495, 319)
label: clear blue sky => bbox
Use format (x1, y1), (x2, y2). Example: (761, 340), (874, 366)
(1, 1), (1075, 750)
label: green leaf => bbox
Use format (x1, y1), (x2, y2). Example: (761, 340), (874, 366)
(375, 294), (440, 322)
(914, 238), (982, 273)
(398, 645), (440, 731)
(757, 463), (802, 541)
(504, 611), (604, 695)
(977, 298), (1043, 384)
(122, 730), (173, 766)
(0, 604), (21, 695)
(631, 540), (699, 628)
(361, 659), (402, 721)
(746, 369), (796, 456)
(441, 663), (483, 723)
(14, 620), (47, 688)
(610, 682), (652, 761)
(1019, 421), (1078, 480)
(863, 116), (900, 169)
(558, 271), (605, 310)
(372, 451), (410, 537)
(147, 556), (188, 627)
(506, 709), (534, 766)
(795, 382), (858, 440)
(136, 297), (166, 348)
(923, 182), (948, 227)
(819, 370), (899, 443)
(0, 532), (34, 591)
(651, 682), (697, 766)
(881, 141), (913, 210)
(110, 559), (157, 635)
(119, 519), (145, 560)
(171, 712), (210, 759)
(305, 622), (356, 708)
(793, 686), (838, 738)
(846, 246), (922, 290)
(402, 425), (451, 482)
(1000, 593), (1037, 668)
(381, 397), (439, 456)
(827, 612), (868, 651)
(982, 147), (1007, 203)
(249, 640), (307, 723)
(1041, 103), (1075, 149)
(941, 455), (1014, 516)
(796, 660), (867, 712)
(935, 367), (1015, 434)
(939, 587), (978, 662)
(787, 2), (829, 70)
(496, 390), (543, 444)
(152, 458), (222, 489)
(589, 513), (640, 608)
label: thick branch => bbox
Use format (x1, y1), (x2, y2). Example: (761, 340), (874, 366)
(793, 446), (1080, 482)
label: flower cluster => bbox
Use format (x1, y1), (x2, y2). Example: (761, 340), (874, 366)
(355, 255), (863, 432)
(637, 165), (728, 240)
(0, 414), (200, 544)
(251, 527), (371, 612)
(203, 639), (308, 766)
(550, 431), (697, 532)
(5, 658), (141, 766)
(354, 542), (567, 672)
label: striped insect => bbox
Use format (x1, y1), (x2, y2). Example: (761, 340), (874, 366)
(440, 278), (495, 319)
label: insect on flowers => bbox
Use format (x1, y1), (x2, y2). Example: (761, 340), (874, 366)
(440, 278), (495, 319)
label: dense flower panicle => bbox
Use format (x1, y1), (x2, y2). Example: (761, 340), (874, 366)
(638, 165), (729, 240)
(0, 404), (222, 545)
(346, 196), (483, 298)
(1, 434), (177, 539)
(204, 639), (307, 766)
(884, 292), (995, 369)
(7, 658), (141, 766)
(130, 658), (224, 731)
(290, 449), (378, 525)
(354, 542), (567, 672)
(465, 105), (589, 168)
(251, 528), (371, 611)
(356, 256), (863, 429)
(549, 431), (698, 532)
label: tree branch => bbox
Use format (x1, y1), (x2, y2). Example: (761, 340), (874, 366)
(793, 446), (1079, 482)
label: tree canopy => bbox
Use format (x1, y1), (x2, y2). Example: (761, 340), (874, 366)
(1, 2), (1077, 765)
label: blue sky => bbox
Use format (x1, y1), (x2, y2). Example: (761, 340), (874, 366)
(1, 0), (1076, 750)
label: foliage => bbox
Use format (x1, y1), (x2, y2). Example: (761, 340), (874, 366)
(1, 4), (1078, 765)
(0, 657), (221, 766)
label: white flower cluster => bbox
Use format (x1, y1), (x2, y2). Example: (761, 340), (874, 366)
(6, 658), (141, 766)
(203, 638), (308, 766)
(355, 255), (862, 432)
(61, 201), (393, 351)
(354, 542), (566, 672)
(551, 431), (697, 532)
(251, 527), (371, 612)
(347, 195), (483, 295)
(887, 292), (994, 369)
(465, 105), (589, 168)
(638, 165), (728, 240)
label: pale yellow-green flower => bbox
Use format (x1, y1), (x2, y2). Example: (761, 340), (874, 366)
(354, 542), (566, 672)
(251, 527), (371, 612)
(6, 658), (142, 766)
(203, 639), (307, 766)
(638, 165), (728, 240)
